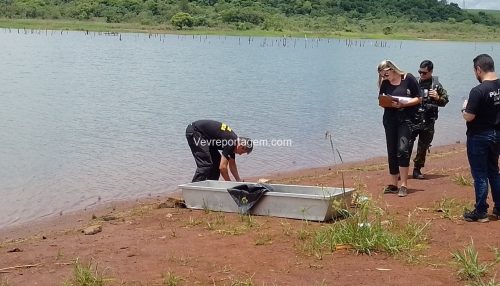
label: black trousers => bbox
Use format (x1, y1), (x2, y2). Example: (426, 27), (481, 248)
(413, 120), (435, 168)
(186, 124), (221, 182)
(383, 115), (416, 175)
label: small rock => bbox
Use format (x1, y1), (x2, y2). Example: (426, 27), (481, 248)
(357, 196), (370, 203)
(381, 220), (391, 226)
(82, 225), (102, 235)
(101, 215), (117, 221)
(158, 198), (186, 209)
(7, 247), (22, 253)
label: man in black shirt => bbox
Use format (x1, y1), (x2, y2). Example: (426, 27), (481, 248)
(185, 120), (253, 182)
(462, 54), (500, 222)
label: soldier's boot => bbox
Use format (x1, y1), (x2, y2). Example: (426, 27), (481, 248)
(412, 167), (425, 180)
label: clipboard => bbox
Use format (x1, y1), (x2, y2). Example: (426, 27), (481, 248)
(378, 95), (397, 108)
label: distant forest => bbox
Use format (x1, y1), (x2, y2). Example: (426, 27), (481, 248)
(1, 0), (499, 32)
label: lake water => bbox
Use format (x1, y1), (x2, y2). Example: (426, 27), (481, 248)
(0, 29), (497, 229)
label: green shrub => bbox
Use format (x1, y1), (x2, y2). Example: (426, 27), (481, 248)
(171, 12), (194, 29)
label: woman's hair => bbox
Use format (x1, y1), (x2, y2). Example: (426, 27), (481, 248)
(377, 60), (405, 88)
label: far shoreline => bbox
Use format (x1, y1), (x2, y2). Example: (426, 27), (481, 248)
(2, 18), (500, 42)
(0, 142), (466, 241)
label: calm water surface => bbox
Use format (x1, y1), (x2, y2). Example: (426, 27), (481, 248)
(0, 30), (497, 228)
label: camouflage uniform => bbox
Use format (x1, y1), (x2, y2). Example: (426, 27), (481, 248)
(413, 76), (449, 169)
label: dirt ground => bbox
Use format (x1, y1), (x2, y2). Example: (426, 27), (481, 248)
(1, 144), (500, 286)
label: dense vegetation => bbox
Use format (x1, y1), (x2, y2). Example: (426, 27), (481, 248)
(1, 0), (499, 39)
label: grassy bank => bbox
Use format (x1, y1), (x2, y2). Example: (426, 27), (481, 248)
(0, 18), (499, 41)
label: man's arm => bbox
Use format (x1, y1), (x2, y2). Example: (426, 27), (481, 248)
(462, 99), (476, 122)
(436, 84), (449, 107)
(463, 111), (475, 122)
(228, 159), (241, 182)
(219, 156), (231, 181)
(392, 97), (420, 108)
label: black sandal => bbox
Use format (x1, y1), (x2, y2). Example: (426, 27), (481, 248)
(383, 184), (398, 194)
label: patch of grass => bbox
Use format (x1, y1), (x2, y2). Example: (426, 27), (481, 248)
(494, 247), (500, 263)
(0, 277), (10, 286)
(218, 265), (232, 274)
(452, 173), (473, 186)
(129, 205), (153, 218)
(167, 255), (194, 267)
(305, 199), (429, 257)
(213, 214), (261, 235)
(352, 163), (387, 172)
(229, 275), (255, 286)
(186, 216), (203, 227)
(279, 221), (293, 236)
(206, 212), (226, 230)
(297, 227), (312, 241)
(469, 277), (500, 286)
(255, 232), (273, 246)
(239, 214), (257, 228)
(63, 258), (110, 286)
(215, 225), (249, 236)
(163, 272), (183, 286)
(314, 280), (328, 286)
(452, 240), (490, 281)
(186, 211), (261, 236)
(434, 197), (472, 220)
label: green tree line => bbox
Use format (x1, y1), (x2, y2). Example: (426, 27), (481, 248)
(0, 0), (498, 32)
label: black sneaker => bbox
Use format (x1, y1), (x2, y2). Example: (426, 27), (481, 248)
(463, 210), (489, 222)
(493, 207), (500, 218)
(383, 185), (398, 194)
(412, 168), (425, 180)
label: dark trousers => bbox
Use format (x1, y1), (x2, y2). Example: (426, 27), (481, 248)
(383, 116), (416, 175)
(413, 121), (435, 169)
(186, 124), (221, 182)
(466, 130), (500, 213)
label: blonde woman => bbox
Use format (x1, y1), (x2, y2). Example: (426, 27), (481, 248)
(378, 60), (421, 197)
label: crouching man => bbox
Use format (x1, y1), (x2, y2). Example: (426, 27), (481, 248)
(186, 120), (253, 182)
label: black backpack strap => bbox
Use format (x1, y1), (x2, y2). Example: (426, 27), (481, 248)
(431, 76), (440, 88)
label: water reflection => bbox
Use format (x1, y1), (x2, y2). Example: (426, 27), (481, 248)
(0, 29), (495, 228)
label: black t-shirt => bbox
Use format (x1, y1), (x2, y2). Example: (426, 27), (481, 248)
(465, 79), (500, 135)
(192, 120), (238, 159)
(379, 73), (421, 119)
